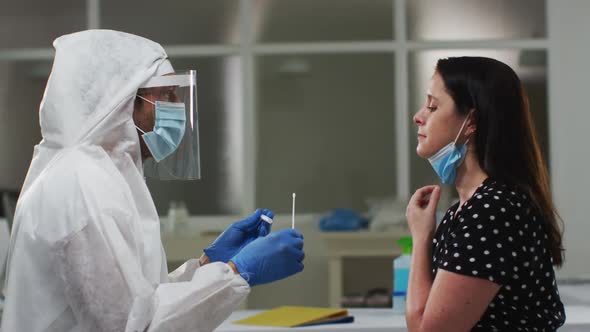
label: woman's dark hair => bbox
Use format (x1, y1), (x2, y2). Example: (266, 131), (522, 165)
(436, 56), (564, 267)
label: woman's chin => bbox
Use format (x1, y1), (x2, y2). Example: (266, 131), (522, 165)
(416, 145), (429, 159)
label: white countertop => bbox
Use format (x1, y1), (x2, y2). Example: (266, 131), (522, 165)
(216, 306), (590, 332)
(216, 308), (405, 332)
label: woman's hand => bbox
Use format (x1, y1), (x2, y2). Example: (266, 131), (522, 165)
(406, 185), (441, 242)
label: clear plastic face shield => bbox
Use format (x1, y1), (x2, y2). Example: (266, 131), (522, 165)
(136, 70), (201, 180)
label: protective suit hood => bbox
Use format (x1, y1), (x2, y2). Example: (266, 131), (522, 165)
(22, 29), (173, 194)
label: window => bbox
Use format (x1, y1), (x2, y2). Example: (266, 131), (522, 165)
(101, 0), (241, 45)
(407, 0), (546, 41)
(255, 53), (396, 213)
(251, 0), (394, 42)
(0, 0), (85, 48)
(0, 0), (549, 216)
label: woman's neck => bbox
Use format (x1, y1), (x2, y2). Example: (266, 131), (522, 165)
(455, 148), (489, 205)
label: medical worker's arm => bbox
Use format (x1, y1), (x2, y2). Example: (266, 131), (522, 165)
(166, 255), (202, 283)
(55, 219), (135, 331)
(54, 215), (249, 332)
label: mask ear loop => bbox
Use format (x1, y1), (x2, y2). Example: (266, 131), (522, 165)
(453, 112), (473, 145)
(136, 126), (147, 135)
(137, 94), (155, 105)
(135, 94), (155, 134)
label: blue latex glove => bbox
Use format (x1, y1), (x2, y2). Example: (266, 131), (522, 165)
(203, 208), (274, 263)
(230, 229), (304, 287)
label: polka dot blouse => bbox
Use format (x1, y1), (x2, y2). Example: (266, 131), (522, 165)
(432, 178), (565, 331)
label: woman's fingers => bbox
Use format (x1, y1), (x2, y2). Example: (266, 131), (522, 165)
(427, 186), (441, 212)
(409, 185), (438, 208)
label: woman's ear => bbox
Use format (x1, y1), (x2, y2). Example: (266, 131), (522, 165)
(465, 109), (477, 137)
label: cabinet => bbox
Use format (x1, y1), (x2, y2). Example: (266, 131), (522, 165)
(321, 227), (410, 307)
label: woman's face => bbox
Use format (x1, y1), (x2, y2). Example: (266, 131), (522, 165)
(413, 71), (470, 159)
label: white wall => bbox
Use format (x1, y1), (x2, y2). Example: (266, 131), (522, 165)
(548, 0), (590, 279)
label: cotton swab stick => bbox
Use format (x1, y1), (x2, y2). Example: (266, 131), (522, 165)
(292, 193), (296, 229)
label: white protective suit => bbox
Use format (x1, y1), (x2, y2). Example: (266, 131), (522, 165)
(0, 30), (249, 332)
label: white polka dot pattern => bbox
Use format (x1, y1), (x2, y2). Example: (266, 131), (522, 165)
(431, 178), (565, 331)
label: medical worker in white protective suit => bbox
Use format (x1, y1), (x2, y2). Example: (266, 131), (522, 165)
(0, 30), (304, 332)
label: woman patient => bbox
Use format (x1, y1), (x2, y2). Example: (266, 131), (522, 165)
(405, 56), (565, 331)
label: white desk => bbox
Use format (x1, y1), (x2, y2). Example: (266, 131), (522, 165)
(216, 306), (590, 332)
(216, 309), (405, 332)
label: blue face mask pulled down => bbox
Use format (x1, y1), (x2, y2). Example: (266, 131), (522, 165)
(136, 97), (186, 162)
(427, 116), (470, 184)
(428, 142), (468, 184)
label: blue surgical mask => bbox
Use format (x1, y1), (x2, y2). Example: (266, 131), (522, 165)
(136, 96), (186, 162)
(428, 116), (471, 184)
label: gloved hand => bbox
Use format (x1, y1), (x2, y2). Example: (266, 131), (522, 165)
(203, 208), (274, 263)
(230, 229), (304, 287)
